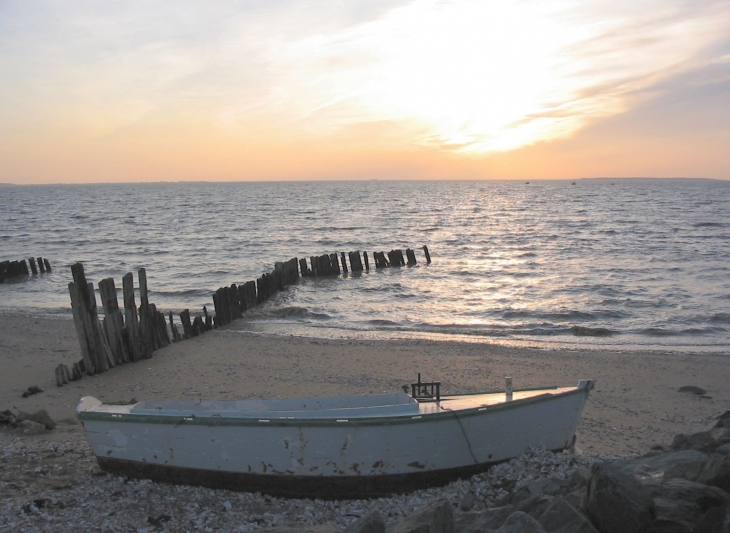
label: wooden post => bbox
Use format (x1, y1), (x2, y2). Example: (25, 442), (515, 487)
(192, 316), (205, 336)
(43, 258), (52, 272)
(203, 306), (212, 331)
(37, 257), (45, 273)
(89, 282), (114, 370)
(72, 362), (82, 381)
(68, 281), (95, 376)
(138, 268), (152, 359)
(98, 278), (130, 365)
(242, 281), (257, 310)
(122, 273), (141, 362)
(340, 252), (348, 273)
(423, 245), (432, 263)
(28, 257), (38, 275)
(213, 290), (222, 326)
(406, 248), (417, 265)
(180, 309), (193, 339)
(349, 251), (363, 271)
(168, 311), (181, 341)
(363, 251), (370, 270)
(230, 284), (243, 319)
(61, 364), (72, 383)
(70, 263), (110, 374)
(299, 258), (309, 277)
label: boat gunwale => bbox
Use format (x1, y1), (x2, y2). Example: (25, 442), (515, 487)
(77, 386), (588, 428)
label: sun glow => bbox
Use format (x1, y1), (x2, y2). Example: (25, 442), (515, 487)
(251, 0), (728, 156)
(2, 0), (729, 182)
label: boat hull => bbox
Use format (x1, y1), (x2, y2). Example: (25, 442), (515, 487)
(79, 383), (592, 499)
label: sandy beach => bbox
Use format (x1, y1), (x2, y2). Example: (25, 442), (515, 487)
(2, 312), (730, 531)
(2, 312), (729, 455)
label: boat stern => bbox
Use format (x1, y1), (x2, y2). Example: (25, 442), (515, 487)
(76, 396), (102, 415)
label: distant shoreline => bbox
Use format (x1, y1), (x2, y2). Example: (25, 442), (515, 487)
(0, 177), (726, 186)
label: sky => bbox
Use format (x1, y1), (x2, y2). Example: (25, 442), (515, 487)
(1, 0), (729, 183)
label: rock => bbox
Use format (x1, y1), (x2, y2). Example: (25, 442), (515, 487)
(704, 411), (730, 432)
(643, 478), (730, 533)
(19, 419), (46, 435)
(454, 507), (512, 533)
(258, 526), (337, 533)
(567, 466), (592, 491)
(707, 428), (730, 452)
(651, 497), (695, 533)
(694, 503), (730, 533)
(564, 488), (586, 512)
(391, 500), (453, 533)
(0, 409), (17, 426)
(16, 410), (56, 430)
(716, 444), (730, 456)
(698, 453), (730, 493)
(344, 511), (385, 533)
(585, 463), (655, 533)
(536, 497), (599, 533)
(459, 492), (476, 512)
(493, 511), (546, 533)
(513, 495), (554, 520)
(613, 450), (709, 483)
(672, 432), (715, 452)
(527, 478), (572, 498)
(679, 386), (707, 395)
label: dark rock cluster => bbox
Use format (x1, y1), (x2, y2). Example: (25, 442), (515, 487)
(0, 409), (56, 431)
(293, 410), (730, 533)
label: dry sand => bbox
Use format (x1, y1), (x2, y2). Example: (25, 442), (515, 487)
(2, 312), (729, 455)
(2, 312), (730, 530)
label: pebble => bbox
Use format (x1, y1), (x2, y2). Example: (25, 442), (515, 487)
(0, 428), (626, 532)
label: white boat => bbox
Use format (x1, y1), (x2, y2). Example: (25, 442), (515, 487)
(77, 378), (594, 499)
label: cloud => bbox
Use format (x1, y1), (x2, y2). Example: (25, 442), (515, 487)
(0, 0), (728, 181)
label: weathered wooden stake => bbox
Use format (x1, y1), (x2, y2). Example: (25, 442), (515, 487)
(99, 277), (130, 365)
(138, 268), (152, 359)
(406, 248), (417, 265)
(363, 251), (370, 270)
(28, 257), (38, 275)
(180, 309), (193, 339)
(423, 245), (432, 263)
(70, 263), (111, 375)
(168, 311), (181, 341)
(122, 273), (141, 362)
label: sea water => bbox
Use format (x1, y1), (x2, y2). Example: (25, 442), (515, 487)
(1, 179), (729, 352)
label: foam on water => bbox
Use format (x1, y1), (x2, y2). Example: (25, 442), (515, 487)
(1, 179), (729, 352)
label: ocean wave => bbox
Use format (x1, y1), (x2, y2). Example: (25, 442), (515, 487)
(710, 313), (730, 324)
(695, 222), (727, 227)
(570, 326), (613, 337)
(268, 306), (332, 320)
(368, 319), (400, 327)
(641, 326), (725, 337)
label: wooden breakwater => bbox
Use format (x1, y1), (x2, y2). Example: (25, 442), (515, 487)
(0, 257), (52, 282)
(212, 246), (431, 327)
(59, 263), (170, 386)
(58, 245), (432, 385)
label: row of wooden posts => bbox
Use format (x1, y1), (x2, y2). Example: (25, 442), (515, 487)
(61, 245), (432, 385)
(0, 257), (52, 282)
(64, 262), (170, 385)
(212, 246), (431, 328)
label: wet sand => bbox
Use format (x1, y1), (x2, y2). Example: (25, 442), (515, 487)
(2, 312), (729, 455)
